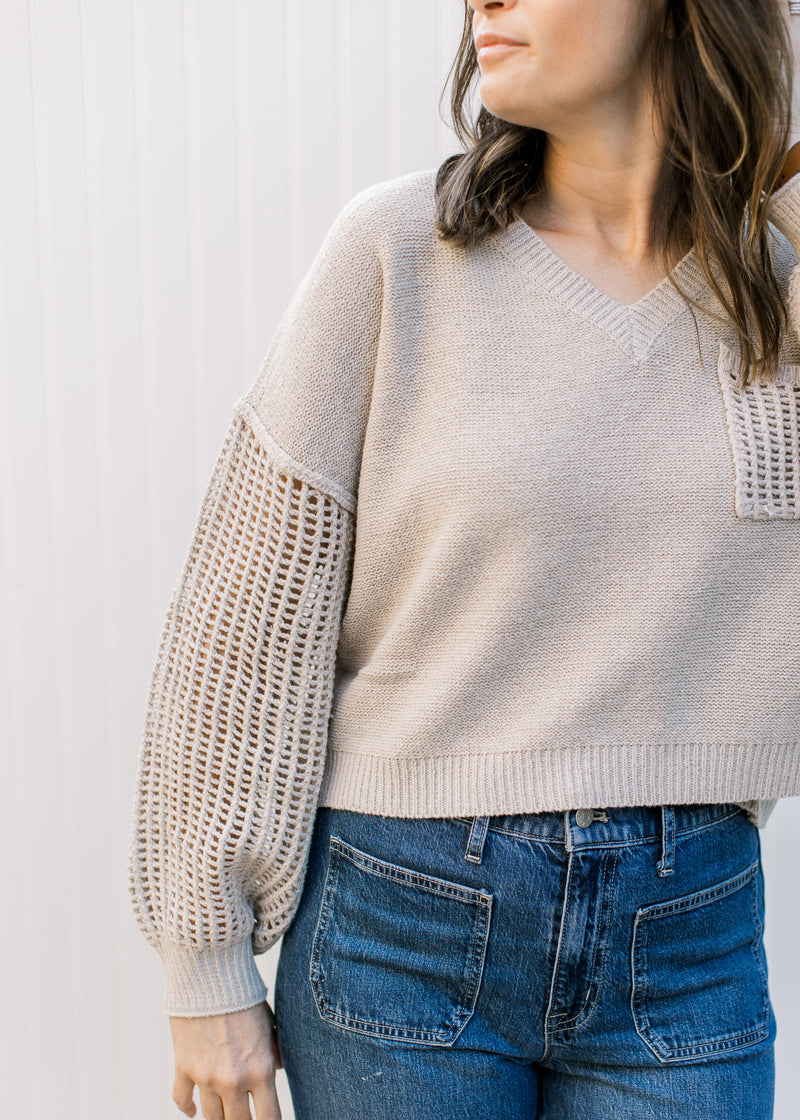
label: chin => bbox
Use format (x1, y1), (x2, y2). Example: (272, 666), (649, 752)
(477, 79), (542, 128)
(480, 97), (541, 131)
(477, 89), (516, 119)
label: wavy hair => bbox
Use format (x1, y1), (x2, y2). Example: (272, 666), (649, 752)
(435, 0), (795, 385)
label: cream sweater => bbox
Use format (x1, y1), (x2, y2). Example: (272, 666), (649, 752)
(128, 165), (800, 1017)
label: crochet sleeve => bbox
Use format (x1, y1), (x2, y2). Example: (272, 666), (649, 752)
(127, 184), (383, 1017)
(127, 408), (355, 1016)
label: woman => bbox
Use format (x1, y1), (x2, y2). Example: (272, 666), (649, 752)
(128, 1), (800, 1117)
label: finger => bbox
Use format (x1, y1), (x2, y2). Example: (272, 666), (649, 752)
(252, 1083), (282, 1120)
(172, 1071), (198, 1117)
(197, 1088), (225, 1120)
(206, 1085), (263, 1120)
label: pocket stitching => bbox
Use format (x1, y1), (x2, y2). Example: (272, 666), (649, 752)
(631, 858), (770, 1063)
(636, 857), (759, 922)
(308, 834), (493, 1045)
(329, 835), (493, 906)
(308, 843), (340, 994)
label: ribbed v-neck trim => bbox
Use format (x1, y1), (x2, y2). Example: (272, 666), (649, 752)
(491, 215), (712, 362)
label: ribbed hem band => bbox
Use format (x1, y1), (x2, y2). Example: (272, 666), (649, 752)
(316, 742), (800, 818)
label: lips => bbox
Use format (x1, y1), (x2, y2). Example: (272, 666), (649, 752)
(474, 32), (526, 52)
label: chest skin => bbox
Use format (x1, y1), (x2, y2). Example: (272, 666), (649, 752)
(517, 196), (694, 308)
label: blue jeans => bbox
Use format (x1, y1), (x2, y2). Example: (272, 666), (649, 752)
(274, 803), (776, 1118)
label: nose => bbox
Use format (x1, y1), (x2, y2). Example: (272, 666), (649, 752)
(469, 0), (518, 13)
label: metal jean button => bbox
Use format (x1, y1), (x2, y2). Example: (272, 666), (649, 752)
(575, 808), (595, 828)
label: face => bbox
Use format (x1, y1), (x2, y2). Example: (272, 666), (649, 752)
(469, 0), (656, 136)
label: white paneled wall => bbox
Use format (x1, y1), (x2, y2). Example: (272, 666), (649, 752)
(1, 2), (798, 1118)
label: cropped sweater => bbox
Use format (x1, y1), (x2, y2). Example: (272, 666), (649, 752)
(128, 165), (800, 1017)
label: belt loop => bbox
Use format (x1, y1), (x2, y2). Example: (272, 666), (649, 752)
(657, 805), (675, 877)
(563, 810), (573, 853)
(465, 816), (490, 863)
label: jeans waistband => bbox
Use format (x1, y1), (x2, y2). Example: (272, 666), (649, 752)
(457, 802), (745, 864)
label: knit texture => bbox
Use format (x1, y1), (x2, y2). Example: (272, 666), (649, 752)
(128, 404), (354, 1014)
(716, 340), (800, 519)
(129, 165), (800, 1016)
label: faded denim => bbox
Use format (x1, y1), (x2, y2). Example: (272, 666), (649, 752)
(274, 802), (776, 1118)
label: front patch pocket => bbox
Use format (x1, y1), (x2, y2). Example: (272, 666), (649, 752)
(309, 835), (493, 1045)
(631, 859), (770, 1064)
(717, 340), (800, 519)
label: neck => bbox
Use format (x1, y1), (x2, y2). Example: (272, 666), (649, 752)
(523, 96), (679, 266)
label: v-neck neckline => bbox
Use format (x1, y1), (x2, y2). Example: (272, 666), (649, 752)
(489, 214), (712, 362)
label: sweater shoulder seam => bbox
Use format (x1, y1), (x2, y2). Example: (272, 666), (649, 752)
(233, 396), (357, 515)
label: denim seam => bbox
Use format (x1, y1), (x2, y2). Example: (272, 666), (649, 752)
(452, 890), (493, 1043)
(541, 852), (574, 1062)
(749, 859), (771, 1027)
(308, 843), (341, 995)
(554, 850), (611, 1030)
(330, 836), (492, 904)
(637, 859), (759, 920)
(672, 808), (743, 840)
(555, 848), (619, 1033)
(639, 1024), (771, 1063)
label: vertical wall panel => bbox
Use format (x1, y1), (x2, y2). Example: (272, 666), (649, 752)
(92, 4), (173, 1118)
(5, 0), (81, 1114)
(0, 53), (33, 1111)
(333, 1), (376, 199)
(2, 2), (799, 1119)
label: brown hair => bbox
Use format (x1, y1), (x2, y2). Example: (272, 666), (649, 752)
(435, 0), (795, 385)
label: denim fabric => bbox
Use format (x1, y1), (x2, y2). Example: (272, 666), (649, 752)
(274, 802), (776, 1119)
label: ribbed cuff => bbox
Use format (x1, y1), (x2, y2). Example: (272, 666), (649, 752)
(767, 170), (800, 258)
(158, 935), (268, 1017)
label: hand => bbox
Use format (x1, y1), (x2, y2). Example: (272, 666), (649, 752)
(170, 1001), (283, 1120)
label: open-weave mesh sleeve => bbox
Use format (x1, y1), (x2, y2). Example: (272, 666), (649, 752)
(127, 402), (355, 1017)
